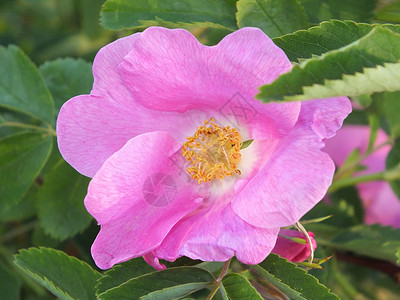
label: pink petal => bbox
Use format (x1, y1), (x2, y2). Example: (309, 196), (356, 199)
(324, 126), (390, 173)
(120, 27), (300, 138)
(360, 182), (400, 227)
(57, 95), (206, 177)
(154, 195), (279, 265)
(324, 125), (400, 228)
(86, 131), (205, 269)
(272, 229), (317, 262)
(232, 97), (351, 228)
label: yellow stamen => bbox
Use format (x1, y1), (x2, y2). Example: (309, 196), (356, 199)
(182, 118), (242, 184)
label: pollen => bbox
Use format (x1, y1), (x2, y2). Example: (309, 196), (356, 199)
(182, 118), (242, 184)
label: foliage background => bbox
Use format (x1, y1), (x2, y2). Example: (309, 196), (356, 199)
(1, 0), (400, 299)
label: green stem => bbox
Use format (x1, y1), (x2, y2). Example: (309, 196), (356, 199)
(205, 258), (231, 300)
(329, 171), (386, 193)
(333, 140), (391, 181)
(1, 121), (56, 136)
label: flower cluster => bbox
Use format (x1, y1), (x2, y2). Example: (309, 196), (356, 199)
(57, 27), (351, 269)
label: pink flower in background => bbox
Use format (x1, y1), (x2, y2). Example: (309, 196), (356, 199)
(272, 229), (317, 262)
(325, 126), (400, 227)
(57, 27), (351, 270)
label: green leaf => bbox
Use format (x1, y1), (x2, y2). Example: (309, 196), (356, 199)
(98, 267), (214, 300)
(386, 140), (400, 199)
(0, 260), (21, 300)
(101, 0), (237, 30)
(252, 254), (338, 300)
(36, 159), (92, 241)
(0, 132), (52, 215)
(236, 0), (309, 38)
(367, 113), (380, 152)
(0, 183), (37, 222)
(39, 58), (93, 114)
(308, 223), (400, 263)
(14, 247), (101, 300)
(381, 91), (400, 138)
(0, 46), (54, 125)
(96, 258), (155, 295)
(397, 248), (400, 263)
(258, 26), (400, 102)
(222, 273), (263, 299)
(298, 0), (377, 24)
(272, 20), (400, 62)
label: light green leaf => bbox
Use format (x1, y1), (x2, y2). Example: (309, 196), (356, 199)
(258, 27), (400, 102)
(0, 132), (52, 215)
(101, 0), (237, 30)
(298, 0), (377, 24)
(0, 46), (54, 125)
(96, 258), (155, 296)
(14, 247), (101, 300)
(397, 248), (400, 263)
(39, 58), (93, 114)
(36, 159), (92, 241)
(253, 254), (338, 300)
(222, 273), (263, 299)
(386, 140), (400, 200)
(135, 17), (234, 32)
(98, 267), (214, 300)
(272, 20), (400, 62)
(308, 223), (400, 263)
(236, 0), (309, 38)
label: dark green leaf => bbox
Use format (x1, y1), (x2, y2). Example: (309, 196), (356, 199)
(258, 27), (400, 102)
(308, 223), (400, 263)
(222, 273), (263, 299)
(98, 267), (214, 300)
(0, 183), (37, 222)
(252, 253), (338, 299)
(0, 260), (21, 300)
(36, 159), (92, 241)
(96, 258), (155, 295)
(39, 58), (93, 114)
(299, 0), (377, 24)
(386, 140), (400, 199)
(0, 46), (53, 125)
(236, 0), (309, 38)
(0, 132), (52, 215)
(14, 247), (101, 300)
(101, 0), (237, 30)
(272, 20), (400, 62)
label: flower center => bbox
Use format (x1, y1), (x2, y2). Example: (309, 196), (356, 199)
(182, 118), (242, 184)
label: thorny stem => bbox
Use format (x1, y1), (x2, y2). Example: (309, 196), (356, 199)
(205, 258), (232, 300)
(1, 121), (56, 136)
(294, 222), (314, 264)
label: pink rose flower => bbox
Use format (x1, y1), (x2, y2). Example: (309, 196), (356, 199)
(272, 229), (317, 262)
(325, 126), (400, 227)
(57, 27), (351, 270)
